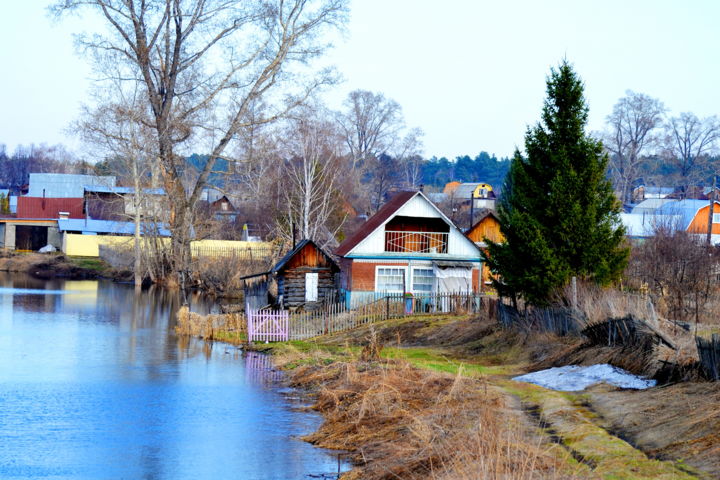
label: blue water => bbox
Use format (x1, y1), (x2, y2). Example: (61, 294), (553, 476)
(0, 273), (343, 480)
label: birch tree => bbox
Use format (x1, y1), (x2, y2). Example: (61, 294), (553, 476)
(281, 109), (345, 247)
(52, 0), (348, 287)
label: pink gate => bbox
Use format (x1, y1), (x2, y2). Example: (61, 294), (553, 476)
(247, 309), (289, 342)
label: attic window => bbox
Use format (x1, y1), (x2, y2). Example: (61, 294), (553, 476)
(713, 213), (720, 224)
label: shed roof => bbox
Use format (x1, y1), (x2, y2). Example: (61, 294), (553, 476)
(16, 197), (84, 219)
(272, 239), (338, 273)
(57, 218), (171, 236)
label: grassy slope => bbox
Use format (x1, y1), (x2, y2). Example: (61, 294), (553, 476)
(262, 316), (706, 480)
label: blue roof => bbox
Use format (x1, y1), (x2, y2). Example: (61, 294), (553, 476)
(28, 173), (116, 198)
(84, 185), (165, 195)
(57, 218), (171, 236)
(656, 199), (720, 230)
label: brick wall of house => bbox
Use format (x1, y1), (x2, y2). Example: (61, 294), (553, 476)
(345, 260), (482, 292)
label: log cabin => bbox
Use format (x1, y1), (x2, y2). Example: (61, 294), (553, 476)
(272, 239), (340, 310)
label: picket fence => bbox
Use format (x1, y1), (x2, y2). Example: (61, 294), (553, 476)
(247, 292), (491, 342)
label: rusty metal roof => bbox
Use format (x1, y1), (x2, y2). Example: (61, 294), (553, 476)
(16, 197), (85, 219)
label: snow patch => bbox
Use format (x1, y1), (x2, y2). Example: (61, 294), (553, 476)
(513, 364), (656, 391)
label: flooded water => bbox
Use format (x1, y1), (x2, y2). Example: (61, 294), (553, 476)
(0, 273), (344, 480)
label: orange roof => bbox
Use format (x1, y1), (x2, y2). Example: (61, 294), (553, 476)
(443, 181), (461, 195)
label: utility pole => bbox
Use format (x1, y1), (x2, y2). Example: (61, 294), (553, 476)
(707, 175), (716, 245)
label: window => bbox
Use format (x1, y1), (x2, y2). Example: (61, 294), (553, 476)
(412, 268), (434, 294)
(713, 213), (720, 224)
(376, 267), (406, 293)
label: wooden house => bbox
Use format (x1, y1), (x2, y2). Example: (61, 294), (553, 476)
(272, 239), (340, 310)
(466, 210), (504, 289)
(335, 191), (482, 307)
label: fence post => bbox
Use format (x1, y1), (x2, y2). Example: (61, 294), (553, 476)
(385, 296), (390, 321)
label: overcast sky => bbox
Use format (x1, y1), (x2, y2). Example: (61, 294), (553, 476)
(1, 1), (718, 160)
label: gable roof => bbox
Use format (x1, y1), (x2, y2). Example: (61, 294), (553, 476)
(16, 197), (84, 219)
(272, 239), (338, 273)
(335, 191), (417, 256)
(656, 199), (720, 231)
(336, 190), (480, 258)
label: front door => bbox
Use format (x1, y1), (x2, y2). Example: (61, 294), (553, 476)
(305, 272), (318, 302)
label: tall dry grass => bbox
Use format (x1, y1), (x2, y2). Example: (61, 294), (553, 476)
(287, 355), (577, 479)
(175, 305), (246, 341)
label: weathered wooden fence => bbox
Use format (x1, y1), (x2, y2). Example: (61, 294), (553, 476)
(247, 309), (289, 342)
(192, 245), (275, 260)
(696, 334), (720, 381)
(497, 302), (583, 336)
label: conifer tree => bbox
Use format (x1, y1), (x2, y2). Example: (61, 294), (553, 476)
(484, 61), (628, 305)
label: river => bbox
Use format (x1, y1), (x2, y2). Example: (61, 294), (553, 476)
(0, 273), (344, 480)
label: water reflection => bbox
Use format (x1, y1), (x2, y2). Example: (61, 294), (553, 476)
(0, 273), (344, 480)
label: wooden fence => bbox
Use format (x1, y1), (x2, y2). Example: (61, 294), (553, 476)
(497, 302), (583, 336)
(192, 245), (275, 260)
(246, 292), (492, 342)
(696, 334), (720, 381)
(247, 308), (289, 342)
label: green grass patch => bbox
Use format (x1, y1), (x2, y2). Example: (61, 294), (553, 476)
(69, 257), (108, 271)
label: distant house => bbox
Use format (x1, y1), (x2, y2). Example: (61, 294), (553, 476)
(465, 210), (504, 289)
(446, 182), (497, 210)
(0, 197), (85, 251)
(657, 199), (720, 243)
(273, 239), (340, 310)
(335, 191), (482, 307)
(84, 185), (167, 221)
(620, 199), (720, 244)
(631, 185), (674, 203)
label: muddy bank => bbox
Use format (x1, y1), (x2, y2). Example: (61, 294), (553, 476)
(0, 251), (131, 281)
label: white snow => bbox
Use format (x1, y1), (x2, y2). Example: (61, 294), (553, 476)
(513, 364), (656, 391)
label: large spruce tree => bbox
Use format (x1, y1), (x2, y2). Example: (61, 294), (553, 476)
(484, 61), (628, 305)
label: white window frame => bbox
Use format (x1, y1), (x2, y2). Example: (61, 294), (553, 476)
(410, 266), (435, 295)
(375, 266), (407, 294)
(713, 212), (720, 224)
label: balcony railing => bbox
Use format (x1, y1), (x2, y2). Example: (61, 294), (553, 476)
(384, 230), (448, 254)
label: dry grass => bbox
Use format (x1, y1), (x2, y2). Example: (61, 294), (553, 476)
(288, 355), (580, 480)
(190, 254), (271, 297)
(590, 382), (720, 477)
(175, 305), (246, 342)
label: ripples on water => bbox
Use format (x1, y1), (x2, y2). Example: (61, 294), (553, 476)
(0, 273), (345, 480)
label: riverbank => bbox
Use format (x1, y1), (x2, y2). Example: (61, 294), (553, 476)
(240, 315), (717, 479)
(0, 250), (131, 281)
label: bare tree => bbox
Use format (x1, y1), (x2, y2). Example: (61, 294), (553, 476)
(76, 86), (158, 288)
(280, 108), (346, 247)
(337, 89), (404, 169)
(394, 127), (425, 189)
(53, 0), (348, 287)
(603, 91), (665, 204)
(664, 112), (720, 194)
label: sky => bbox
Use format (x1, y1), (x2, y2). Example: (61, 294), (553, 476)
(1, 1), (719, 161)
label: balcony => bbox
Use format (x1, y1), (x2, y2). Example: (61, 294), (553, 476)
(384, 230), (448, 254)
